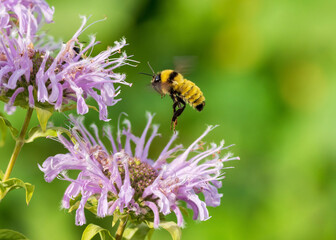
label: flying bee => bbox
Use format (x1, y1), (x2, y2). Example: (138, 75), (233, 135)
(140, 63), (205, 131)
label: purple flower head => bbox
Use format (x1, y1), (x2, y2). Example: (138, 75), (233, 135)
(39, 113), (239, 227)
(0, 0), (54, 35)
(0, 15), (134, 120)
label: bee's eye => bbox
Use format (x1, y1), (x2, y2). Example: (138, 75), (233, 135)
(154, 75), (161, 82)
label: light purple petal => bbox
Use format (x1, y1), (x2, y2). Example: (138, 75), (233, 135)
(54, 83), (63, 110)
(134, 112), (154, 158)
(4, 87), (24, 114)
(141, 124), (160, 161)
(97, 188), (108, 217)
(107, 199), (120, 215)
(203, 183), (223, 207)
(4, 69), (26, 89)
(172, 205), (184, 227)
(169, 126), (218, 171)
(118, 160), (135, 210)
(28, 85), (35, 107)
(76, 194), (90, 226)
(0, 65), (12, 84)
(36, 51), (50, 102)
(62, 182), (81, 209)
(144, 201), (160, 228)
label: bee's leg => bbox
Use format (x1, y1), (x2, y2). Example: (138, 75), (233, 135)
(175, 97), (186, 118)
(171, 98), (186, 131)
(171, 94), (179, 115)
(170, 94), (179, 131)
(171, 100), (179, 131)
(172, 100), (179, 112)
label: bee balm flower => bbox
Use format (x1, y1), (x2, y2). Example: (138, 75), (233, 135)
(1, 4), (133, 120)
(39, 113), (239, 227)
(0, 0), (54, 34)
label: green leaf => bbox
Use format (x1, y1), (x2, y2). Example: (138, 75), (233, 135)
(25, 126), (68, 143)
(68, 195), (98, 215)
(112, 212), (124, 228)
(159, 221), (182, 240)
(123, 223), (151, 240)
(0, 229), (29, 240)
(84, 197), (98, 215)
(146, 229), (154, 240)
(0, 184), (5, 196)
(68, 194), (81, 212)
(0, 177), (35, 205)
(0, 113), (19, 140)
(35, 107), (53, 132)
(112, 214), (120, 228)
(146, 221), (181, 240)
(81, 224), (114, 240)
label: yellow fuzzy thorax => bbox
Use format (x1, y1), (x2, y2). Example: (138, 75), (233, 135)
(160, 70), (184, 86)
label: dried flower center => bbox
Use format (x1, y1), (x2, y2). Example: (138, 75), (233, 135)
(120, 158), (158, 198)
(91, 146), (158, 199)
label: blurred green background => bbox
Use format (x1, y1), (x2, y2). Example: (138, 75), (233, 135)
(1, 0), (336, 239)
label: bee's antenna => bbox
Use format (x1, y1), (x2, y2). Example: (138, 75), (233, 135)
(139, 72), (153, 76)
(147, 62), (155, 75)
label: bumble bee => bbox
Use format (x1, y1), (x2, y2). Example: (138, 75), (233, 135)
(141, 63), (205, 130)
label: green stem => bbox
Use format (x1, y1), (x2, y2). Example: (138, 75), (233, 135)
(3, 108), (34, 181)
(115, 217), (128, 240)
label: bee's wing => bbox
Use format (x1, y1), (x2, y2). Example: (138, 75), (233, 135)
(174, 56), (198, 76)
(145, 83), (154, 92)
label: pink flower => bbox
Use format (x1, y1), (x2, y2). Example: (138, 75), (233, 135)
(0, 14), (134, 120)
(0, 0), (54, 35)
(40, 113), (239, 226)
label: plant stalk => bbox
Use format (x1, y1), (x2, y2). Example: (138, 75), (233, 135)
(115, 217), (128, 240)
(3, 108), (34, 181)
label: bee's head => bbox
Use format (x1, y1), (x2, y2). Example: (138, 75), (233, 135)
(139, 62), (162, 93)
(151, 73), (163, 94)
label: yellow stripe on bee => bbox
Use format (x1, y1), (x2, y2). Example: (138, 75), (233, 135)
(160, 70), (173, 83)
(177, 79), (205, 108)
(181, 81), (195, 94)
(193, 95), (205, 106)
(188, 91), (202, 103)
